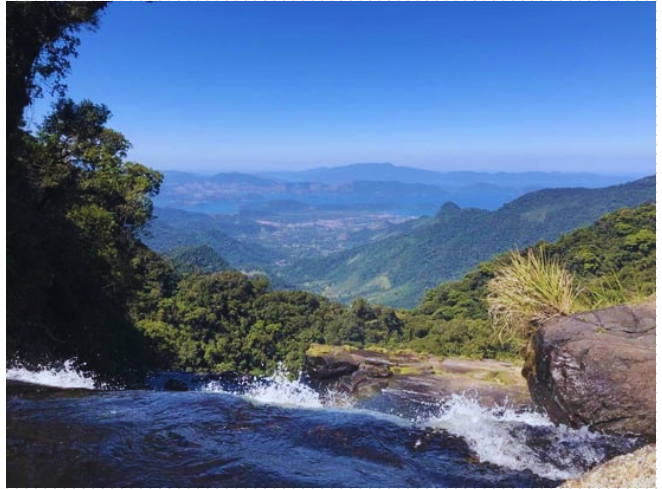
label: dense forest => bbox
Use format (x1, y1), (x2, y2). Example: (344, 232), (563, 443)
(6, 2), (656, 386)
(106, 202), (662, 377)
(405, 202), (656, 359)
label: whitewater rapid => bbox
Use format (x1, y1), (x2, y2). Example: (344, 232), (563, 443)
(7, 362), (640, 482)
(6, 360), (99, 389)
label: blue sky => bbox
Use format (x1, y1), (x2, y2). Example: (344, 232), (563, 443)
(27, 2), (655, 174)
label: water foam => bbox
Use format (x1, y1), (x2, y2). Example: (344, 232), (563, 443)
(423, 393), (617, 480)
(202, 367), (352, 409)
(6, 360), (99, 390)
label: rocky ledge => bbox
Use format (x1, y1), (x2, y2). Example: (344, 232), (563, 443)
(304, 344), (531, 408)
(523, 299), (656, 442)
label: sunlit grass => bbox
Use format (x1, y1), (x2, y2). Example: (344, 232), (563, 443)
(487, 248), (581, 340)
(579, 272), (652, 310)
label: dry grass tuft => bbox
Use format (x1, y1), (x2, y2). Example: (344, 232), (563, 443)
(487, 248), (581, 340)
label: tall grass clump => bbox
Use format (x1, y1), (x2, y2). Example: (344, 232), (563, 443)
(487, 248), (581, 340)
(579, 270), (651, 310)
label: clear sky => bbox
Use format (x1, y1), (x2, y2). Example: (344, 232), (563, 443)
(26, 2), (655, 174)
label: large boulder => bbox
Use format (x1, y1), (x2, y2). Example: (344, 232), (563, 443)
(304, 350), (360, 380)
(523, 301), (655, 441)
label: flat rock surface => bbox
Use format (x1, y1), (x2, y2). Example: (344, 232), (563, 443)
(305, 345), (531, 408)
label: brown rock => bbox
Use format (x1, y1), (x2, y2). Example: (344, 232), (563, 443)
(524, 302), (655, 441)
(304, 344), (532, 407)
(304, 350), (360, 380)
(558, 444), (656, 488)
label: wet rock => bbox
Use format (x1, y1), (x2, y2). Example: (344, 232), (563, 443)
(523, 301), (655, 441)
(304, 348), (395, 395)
(305, 344), (531, 406)
(344, 364), (394, 396)
(358, 362), (393, 378)
(363, 357), (394, 367)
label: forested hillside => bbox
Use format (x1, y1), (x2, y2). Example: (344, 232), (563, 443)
(4, 2), (405, 382)
(135, 268), (405, 375)
(283, 177), (655, 308)
(403, 202), (656, 359)
(145, 208), (284, 271)
(163, 245), (230, 276)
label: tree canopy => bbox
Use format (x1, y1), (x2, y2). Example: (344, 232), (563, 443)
(7, 1), (107, 136)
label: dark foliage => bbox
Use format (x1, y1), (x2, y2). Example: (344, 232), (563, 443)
(6, 2), (108, 137)
(164, 245), (231, 276)
(7, 97), (163, 384)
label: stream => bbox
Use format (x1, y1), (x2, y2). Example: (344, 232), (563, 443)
(6, 363), (643, 488)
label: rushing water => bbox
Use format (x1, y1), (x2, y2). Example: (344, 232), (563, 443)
(6, 364), (643, 488)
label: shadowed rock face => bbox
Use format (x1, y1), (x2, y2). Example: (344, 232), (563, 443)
(523, 301), (655, 442)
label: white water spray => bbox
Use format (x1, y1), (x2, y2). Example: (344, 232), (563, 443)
(202, 366), (353, 409)
(6, 360), (100, 389)
(423, 393), (616, 480)
(201, 372), (627, 480)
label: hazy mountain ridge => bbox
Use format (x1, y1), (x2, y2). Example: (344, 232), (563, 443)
(259, 162), (640, 188)
(145, 169), (655, 309)
(155, 164), (641, 215)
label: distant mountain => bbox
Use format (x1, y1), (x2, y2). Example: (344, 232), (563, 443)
(280, 176), (656, 308)
(155, 172), (452, 215)
(206, 172), (281, 187)
(260, 163), (447, 185)
(156, 166), (641, 215)
(260, 162), (641, 189)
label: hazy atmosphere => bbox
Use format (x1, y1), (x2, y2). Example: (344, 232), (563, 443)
(26, 1), (655, 173)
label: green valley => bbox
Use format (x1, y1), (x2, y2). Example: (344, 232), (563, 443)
(281, 176), (655, 307)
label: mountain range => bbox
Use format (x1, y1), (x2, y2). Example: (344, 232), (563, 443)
(260, 162), (639, 188)
(155, 163), (642, 215)
(279, 176), (656, 307)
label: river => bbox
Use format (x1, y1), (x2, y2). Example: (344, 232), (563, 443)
(6, 363), (643, 488)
